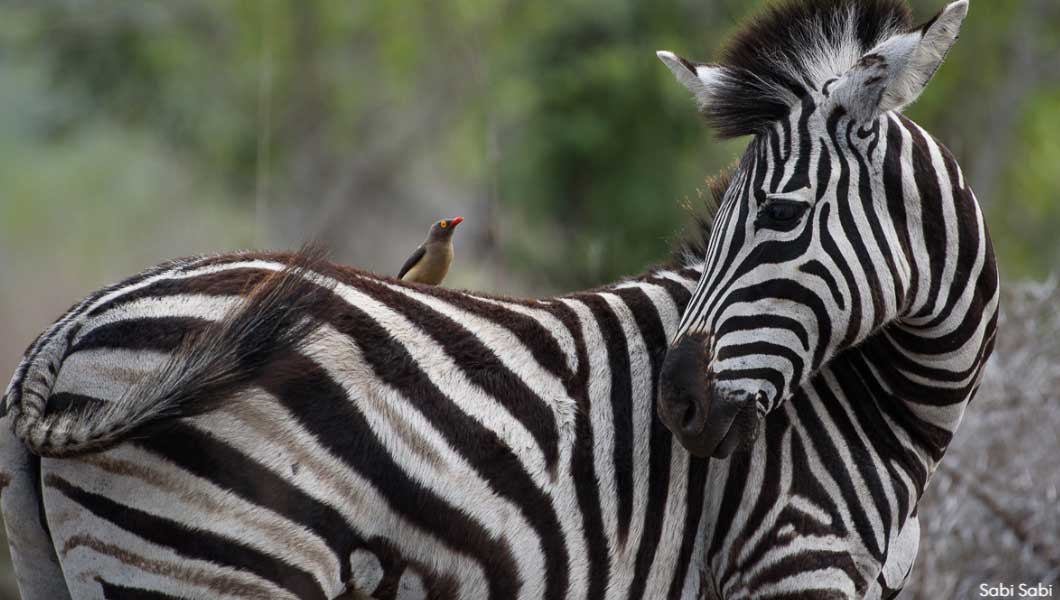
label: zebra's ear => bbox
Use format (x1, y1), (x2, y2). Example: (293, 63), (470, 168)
(657, 50), (726, 110)
(833, 0), (968, 121)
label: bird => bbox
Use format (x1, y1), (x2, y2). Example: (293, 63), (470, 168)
(397, 216), (464, 285)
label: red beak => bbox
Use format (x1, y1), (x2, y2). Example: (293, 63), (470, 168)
(449, 216), (464, 227)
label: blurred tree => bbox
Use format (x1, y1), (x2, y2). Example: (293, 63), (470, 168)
(2, 0), (1058, 286)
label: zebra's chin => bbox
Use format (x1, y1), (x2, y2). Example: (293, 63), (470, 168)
(658, 333), (763, 458)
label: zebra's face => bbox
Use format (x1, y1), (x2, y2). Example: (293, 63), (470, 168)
(655, 0), (969, 457)
(660, 109), (880, 458)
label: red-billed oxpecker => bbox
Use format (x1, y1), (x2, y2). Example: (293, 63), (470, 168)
(397, 216), (464, 285)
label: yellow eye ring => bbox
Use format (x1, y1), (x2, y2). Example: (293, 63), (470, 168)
(440, 221), (448, 229)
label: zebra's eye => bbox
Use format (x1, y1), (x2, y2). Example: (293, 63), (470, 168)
(756, 199), (809, 232)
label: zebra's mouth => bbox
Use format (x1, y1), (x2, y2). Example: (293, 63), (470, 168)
(708, 398), (763, 458)
(658, 333), (764, 458)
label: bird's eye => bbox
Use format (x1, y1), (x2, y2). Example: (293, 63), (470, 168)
(440, 221), (448, 229)
(755, 199), (809, 232)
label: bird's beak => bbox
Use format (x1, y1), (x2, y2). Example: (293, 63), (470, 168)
(449, 216), (464, 227)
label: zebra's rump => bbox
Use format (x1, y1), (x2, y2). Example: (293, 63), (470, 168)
(13, 253), (556, 598)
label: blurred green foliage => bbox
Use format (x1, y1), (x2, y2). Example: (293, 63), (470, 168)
(1, 0), (1058, 289)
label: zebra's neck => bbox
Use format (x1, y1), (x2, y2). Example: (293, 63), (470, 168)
(528, 259), (708, 597)
(825, 117), (1001, 490)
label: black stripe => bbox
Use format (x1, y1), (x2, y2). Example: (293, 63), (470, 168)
(848, 119), (894, 329)
(827, 110), (880, 344)
(707, 449), (752, 565)
(724, 280), (832, 373)
(734, 412), (789, 571)
(69, 317), (210, 355)
(97, 578), (187, 600)
(550, 301), (612, 600)
(749, 549), (862, 592)
(616, 287), (672, 600)
(883, 116), (918, 312)
(261, 354), (522, 600)
(916, 148), (986, 330)
(86, 268), (266, 318)
(781, 94), (815, 193)
(705, 144), (761, 320)
(45, 392), (108, 416)
(579, 294), (635, 545)
(717, 314), (810, 352)
(904, 121), (946, 319)
(797, 383), (884, 560)
(45, 475), (326, 600)
(831, 357), (914, 516)
(769, 126), (786, 191)
(667, 456), (708, 599)
(459, 295), (573, 381)
(349, 276), (561, 476)
(135, 422), (359, 583)
(818, 197), (861, 360)
(30, 453), (51, 539)
(856, 344), (955, 468)
(787, 408), (844, 527)
(645, 276), (693, 311)
(716, 341), (803, 399)
(799, 260), (844, 311)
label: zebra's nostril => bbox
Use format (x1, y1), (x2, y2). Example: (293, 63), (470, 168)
(659, 331), (716, 447)
(680, 399), (705, 435)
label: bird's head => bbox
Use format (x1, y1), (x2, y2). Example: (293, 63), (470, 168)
(428, 216), (464, 242)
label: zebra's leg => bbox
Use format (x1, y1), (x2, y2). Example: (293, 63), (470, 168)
(0, 411), (72, 599)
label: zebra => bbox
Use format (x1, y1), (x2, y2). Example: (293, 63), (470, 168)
(0, 0), (994, 598)
(1, 241), (722, 599)
(655, 0), (998, 597)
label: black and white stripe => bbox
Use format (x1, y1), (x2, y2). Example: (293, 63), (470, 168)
(657, 0), (997, 598)
(1, 248), (718, 599)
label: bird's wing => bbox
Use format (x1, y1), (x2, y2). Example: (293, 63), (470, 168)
(397, 246), (427, 279)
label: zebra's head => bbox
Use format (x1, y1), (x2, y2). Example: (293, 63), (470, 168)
(656, 0), (970, 458)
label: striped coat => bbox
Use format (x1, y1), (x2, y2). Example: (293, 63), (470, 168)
(2, 249), (718, 600)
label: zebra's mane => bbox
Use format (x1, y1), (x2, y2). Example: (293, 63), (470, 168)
(703, 0), (913, 138)
(671, 168), (729, 269)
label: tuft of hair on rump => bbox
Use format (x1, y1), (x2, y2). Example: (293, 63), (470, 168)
(671, 167), (733, 267)
(16, 243), (344, 457)
(702, 0), (914, 138)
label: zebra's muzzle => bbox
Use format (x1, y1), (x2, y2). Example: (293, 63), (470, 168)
(658, 333), (762, 458)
